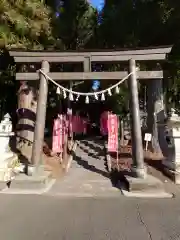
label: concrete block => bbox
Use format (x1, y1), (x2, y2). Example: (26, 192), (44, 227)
(163, 166), (180, 184)
(125, 174), (164, 192)
(8, 170), (52, 190)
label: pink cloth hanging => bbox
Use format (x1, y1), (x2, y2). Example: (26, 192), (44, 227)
(52, 114), (65, 153)
(72, 115), (81, 134)
(107, 113), (119, 152)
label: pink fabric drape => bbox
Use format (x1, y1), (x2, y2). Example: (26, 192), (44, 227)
(52, 114), (66, 153)
(107, 114), (119, 152)
(72, 115), (88, 134)
(72, 115), (80, 134)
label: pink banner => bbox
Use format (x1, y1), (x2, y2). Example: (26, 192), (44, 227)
(52, 115), (65, 153)
(108, 114), (118, 152)
(72, 115), (87, 134)
(72, 115), (80, 134)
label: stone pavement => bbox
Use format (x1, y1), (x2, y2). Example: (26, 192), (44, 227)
(1, 194), (180, 240)
(48, 138), (121, 197)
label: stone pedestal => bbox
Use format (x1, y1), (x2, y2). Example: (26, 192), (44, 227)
(163, 110), (180, 184)
(0, 114), (19, 182)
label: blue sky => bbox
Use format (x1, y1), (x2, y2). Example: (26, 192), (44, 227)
(90, 0), (104, 10)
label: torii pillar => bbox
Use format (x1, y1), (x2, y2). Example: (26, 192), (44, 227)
(128, 59), (146, 178)
(31, 60), (49, 173)
(123, 59), (167, 195)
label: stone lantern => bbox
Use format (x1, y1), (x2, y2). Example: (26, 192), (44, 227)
(0, 114), (18, 181)
(0, 114), (14, 159)
(163, 109), (180, 184)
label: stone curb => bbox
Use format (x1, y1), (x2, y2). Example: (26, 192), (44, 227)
(121, 189), (173, 198)
(118, 179), (174, 199)
(0, 179), (56, 195)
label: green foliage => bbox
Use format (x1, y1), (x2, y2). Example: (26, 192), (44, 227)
(53, 0), (97, 49)
(97, 0), (180, 112)
(0, 0), (54, 49)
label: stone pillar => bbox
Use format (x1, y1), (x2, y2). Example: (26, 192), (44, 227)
(163, 109), (180, 184)
(31, 61), (49, 172)
(128, 59), (146, 178)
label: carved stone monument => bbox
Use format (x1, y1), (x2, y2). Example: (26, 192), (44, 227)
(0, 114), (19, 181)
(163, 109), (180, 184)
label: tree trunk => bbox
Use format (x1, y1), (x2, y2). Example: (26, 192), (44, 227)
(147, 79), (166, 154)
(16, 81), (38, 164)
(120, 119), (124, 146)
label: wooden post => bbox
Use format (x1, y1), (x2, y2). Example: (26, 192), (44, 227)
(128, 59), (146, 178)
(67, 81), (73, 139)
(31, 60), (49, 171)
(120, 119), (124, 146)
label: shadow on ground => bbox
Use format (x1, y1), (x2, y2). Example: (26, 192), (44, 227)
(73, 139), (127, 191)
(76, 141), (105, 159)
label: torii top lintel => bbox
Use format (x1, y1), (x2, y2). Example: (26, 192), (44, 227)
(9, 45), (172, 63)
(9, 45), (172, 81)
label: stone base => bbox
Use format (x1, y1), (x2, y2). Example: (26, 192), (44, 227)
(162, 159), (177, 171)
(124, 174), (164, 193)
(8, 170), (52, 190)
(163, 166), (180, 184)
(162, 160), (180, 184)
(131, 166), (147, 179)
(0, 154), (19, 181)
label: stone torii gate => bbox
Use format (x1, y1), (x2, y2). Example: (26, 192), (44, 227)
(9, 46), (172, 182)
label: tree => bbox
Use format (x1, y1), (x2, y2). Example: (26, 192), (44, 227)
(0, 0), (57, 164)
(53, 0), (98, 50)
(0, 0), (55, 49)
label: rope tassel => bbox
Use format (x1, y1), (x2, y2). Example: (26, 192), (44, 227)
(76, 94), (80, 101)
(85, 96), (89, 104)
(115, 86), (119, 94)
(101, 93), (105, 101)
(94, 93), (98, 100)
(69, 92), (74, 101)
(108, 89), (112, 96)
(63, 89), (67, 99)
(56, 87), (61, 95)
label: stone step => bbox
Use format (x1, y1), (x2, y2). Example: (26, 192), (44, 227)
(6, 170), (52, 190)
(48, 190), (122, 198)
(48, 179), (121, 197)
(123, 174), (165, 193)
(0, 181), (8, 190)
